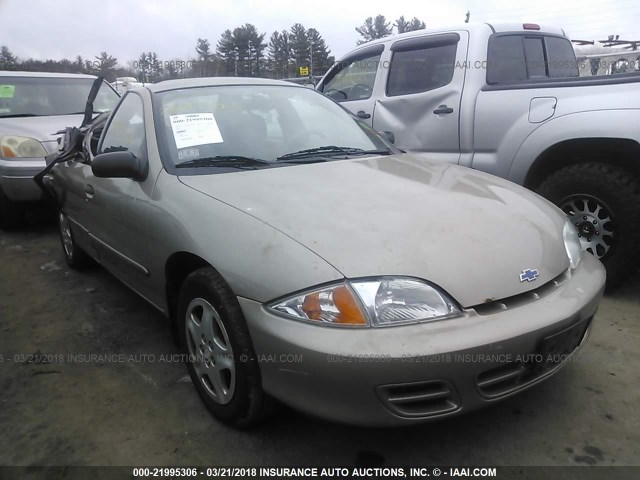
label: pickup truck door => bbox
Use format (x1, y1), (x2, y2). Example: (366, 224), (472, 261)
(81, 92), (154, 299)
(372, 32), (468, 164)
(317, 45), (385, 127)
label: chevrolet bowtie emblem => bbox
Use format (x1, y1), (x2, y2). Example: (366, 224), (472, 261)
(520, 268), (539, 282)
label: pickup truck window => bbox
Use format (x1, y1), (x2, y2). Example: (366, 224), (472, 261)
(487, 34), (579, 84)
(546, 36), (580, 78)
(523, 37), (546, 78)
(487, 36), (528, 84)
(386, 43), (457, 96)
(322, 50), (382, 102)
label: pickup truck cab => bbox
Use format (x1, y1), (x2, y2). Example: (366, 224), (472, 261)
(317, 23), (640, 286)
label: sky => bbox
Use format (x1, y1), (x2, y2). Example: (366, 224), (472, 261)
(1, 0), (638, 65)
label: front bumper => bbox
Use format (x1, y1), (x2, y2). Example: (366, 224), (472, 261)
(0, 158), (47, 202)
(239, 254), (606, 426)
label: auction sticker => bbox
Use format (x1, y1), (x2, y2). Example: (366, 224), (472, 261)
(0, 85), (15, 98)
(169, 113), (223, 149)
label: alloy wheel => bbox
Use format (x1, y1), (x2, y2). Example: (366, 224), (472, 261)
(561, 194), (615, 259)
(185, 297), (236, 405)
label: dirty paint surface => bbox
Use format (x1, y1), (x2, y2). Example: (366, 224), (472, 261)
(0, 217), (639, 467)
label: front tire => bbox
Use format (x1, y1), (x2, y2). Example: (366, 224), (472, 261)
(536, 162), (640, 287)
(177, 267), (266, 427)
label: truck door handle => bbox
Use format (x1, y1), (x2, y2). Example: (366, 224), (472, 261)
(433, 105), (454, 115)
(84, 184), (94, 200)
(356, 110), (371, 119)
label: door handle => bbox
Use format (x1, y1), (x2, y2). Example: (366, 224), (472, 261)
(356, 110), (371, 119)
(433, 105), (454, 115)
(84, 184), (94, 201)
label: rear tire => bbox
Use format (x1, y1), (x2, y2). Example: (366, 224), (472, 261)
(177, 267), (266, 427)
(58, 211), (92, 269)
(0, 188), (23, 229)
(536, 162), (640, 288)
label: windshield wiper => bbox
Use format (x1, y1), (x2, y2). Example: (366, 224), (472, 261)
(175, 155), (271, 169)
(65, 111), (107, 115)
(0, 113), (44, 118)
(277, 145), (391, 161)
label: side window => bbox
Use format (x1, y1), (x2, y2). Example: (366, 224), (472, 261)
(488, 34), (579, 84)
(387, 43), (457, 96)
(322, 52), (382, 102)
(94, 81), (120, 113)
(487, 36), (528, 84)
(523, 37), (546, 78)
(99, 94), (145, 158)
(545, 36), (579, 78)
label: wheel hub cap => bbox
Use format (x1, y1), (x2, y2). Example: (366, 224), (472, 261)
(59, 213), (73, 259)
(185, 298), (236, 405)
(578, 221), (595, 238)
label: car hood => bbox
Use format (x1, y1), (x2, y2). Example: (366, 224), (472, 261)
(179, 154), (570, 307)
(0, 114), (85, 152)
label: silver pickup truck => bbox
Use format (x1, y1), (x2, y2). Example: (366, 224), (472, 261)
(317, 22), (640, 287)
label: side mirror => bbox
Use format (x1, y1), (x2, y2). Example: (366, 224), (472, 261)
(379, 130), (395, 145)
(325, 89), (347, 101)
(91, 150), (148, 181)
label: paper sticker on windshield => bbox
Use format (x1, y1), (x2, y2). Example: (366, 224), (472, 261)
(178, 147), (200, 161)
(169, 113), (223, 149)
(0, 85), (15, 98)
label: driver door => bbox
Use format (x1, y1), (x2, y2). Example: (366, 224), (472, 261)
(82, 92), (153, 297)
(317, 45), (384, 127)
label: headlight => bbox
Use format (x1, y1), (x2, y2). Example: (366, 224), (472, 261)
(563, 219), (583, 269)
(267, 278), (461, 328)
(0, 135), (48, 158)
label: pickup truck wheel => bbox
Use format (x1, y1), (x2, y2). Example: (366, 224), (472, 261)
(58, 211), (91, 269)
(536, 163), (640, 287)
(177, 267), (266, 427)
(0, 188), (23, 229)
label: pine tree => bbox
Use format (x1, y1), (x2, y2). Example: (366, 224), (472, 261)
(195, 38), (214, 76)
(307, 28), (332, 76)
(0, 46), (17, 70)
(356, 15), (392, 45)
(268, 31), (291, 79)
(217, 29), (237, 76)
(93, 52), (118, 81)
(216, 25), (266, 77)
(290, 23), (309, 76)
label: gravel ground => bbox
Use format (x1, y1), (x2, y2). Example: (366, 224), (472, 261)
(0, 217), (639, 471)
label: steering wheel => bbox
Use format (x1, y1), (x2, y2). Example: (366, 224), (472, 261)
(324, 89), (348, 101)
(350, 84), (373, 99)
(285, 130), (328, 152)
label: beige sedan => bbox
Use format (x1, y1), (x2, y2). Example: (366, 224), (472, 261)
(42, 78), (606, 427)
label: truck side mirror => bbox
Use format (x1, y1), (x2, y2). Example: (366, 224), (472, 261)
(379, 130), (395, 145)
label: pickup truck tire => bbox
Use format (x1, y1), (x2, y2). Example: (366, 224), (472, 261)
(0, 188), (23, 229)
(58, 211), (92, 269)
(177, 267), (267, 428)
(536, 162), (640, 288)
